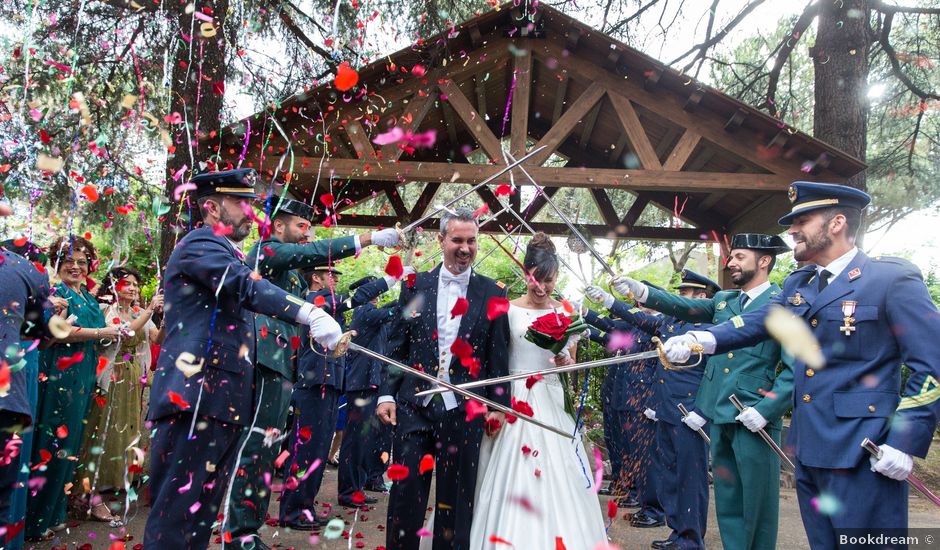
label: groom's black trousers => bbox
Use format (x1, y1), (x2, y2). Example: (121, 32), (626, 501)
(386, 399), (484, 550)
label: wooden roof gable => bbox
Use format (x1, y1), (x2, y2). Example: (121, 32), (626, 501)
(216, 3), (865, 241)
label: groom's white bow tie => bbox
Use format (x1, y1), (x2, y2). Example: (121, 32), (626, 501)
(440, 267), (471, 287)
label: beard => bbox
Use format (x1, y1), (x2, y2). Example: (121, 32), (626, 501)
(730, 267), (756, 288)
(221, 209), (252, 242)
(794, 228), (832, 262)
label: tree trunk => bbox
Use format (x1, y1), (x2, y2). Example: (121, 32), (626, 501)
(158, 0), (229, 270)
(811, 0), (871, 235)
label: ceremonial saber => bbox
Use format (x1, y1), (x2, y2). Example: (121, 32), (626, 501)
(678, 403), (711, 445)
(416, 338), (704, 397)
(861, 438), (940, 507)
(504, 151), (616, 278)
(344, 341), (574, 440)
(398, 146), (546, 233)
(729, 394), (796, 471)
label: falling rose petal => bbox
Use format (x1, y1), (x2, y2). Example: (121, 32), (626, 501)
(465, 399), (488, 422)
(556, 537), (567, 550)
(351, 490), (366, 504)
(0, 363), (9, 397)
(525, 373), (543, 389)
(607, 499), (618, 518)
(313, 295), (327, 307)
(80, 185), (99, 202)
(385, 255), (404, 279)
(486, 296), (510, 320)
(488, 534), (514, 545)
(56, 425), (68, 438)
(419, 454), (435, 474)
(417, 527), (432, 538)
(168, 391), (190, 410)
(450, 337), (473, 361)
(372, 127), (404, 146)
(495, 184), (513, 196)
(473, 203), (490, 218)
(411, 64), (427, 76)
(334, 61), (359, 91)
(406, 273), (417, 289)
(592, 447), (603, 493)
(386, 463), (410, 481)
(510, 396), (534, 417)
(320, 193), (334, 207)
(450, 297), (469, 318)
(96, 357), (109, 376)
(57, 351), (85, 370)
(212, 222), (233, 237)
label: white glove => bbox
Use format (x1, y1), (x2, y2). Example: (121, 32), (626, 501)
(870, 444), (913, 481)
(585, 286), (614, 309)
(643, 408), (657, 422)
(682, 410), (707, 432)
(383, 266), (416, 288)
(610, 275), (648, 303)
(662, 334), (698, 363)
(401, 265), (416, 280)
(735, 407), (768, 432)
(297, 303), (343, 349)
(371, 228), (400, 247)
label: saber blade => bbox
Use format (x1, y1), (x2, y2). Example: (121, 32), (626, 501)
(729, 394), (796, 471)
(861, 438), (940, 507)
(347, 342), (573, 440)
(678, 403), (711, 445)
(504, 151), (616, 277)
(415, 349), (664, 397)
(401, 146), (546, 233)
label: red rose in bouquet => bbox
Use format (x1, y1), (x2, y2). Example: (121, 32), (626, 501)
(529, 312), (572, 341)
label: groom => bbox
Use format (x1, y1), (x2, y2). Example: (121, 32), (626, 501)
(376, 207), (510, 549)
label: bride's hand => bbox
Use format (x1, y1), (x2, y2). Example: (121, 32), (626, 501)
(553, 352), (574, 367)
(484, 411), (505, 436)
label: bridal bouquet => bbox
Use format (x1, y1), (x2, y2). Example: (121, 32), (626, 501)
(524, 311), (588, 355)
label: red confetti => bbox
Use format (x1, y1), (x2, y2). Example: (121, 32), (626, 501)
(473, 203), (490, 218)
(313, 295), (327, 307)
(57, 351), (85, 370)
(80, 185), (99, 202)
(525, 374), (543, 389)
(555, 537), (567, 550)
(486, 297), (510, 320)
(419, 454), (434, 474)
(385, 255), (404, 279)
(386, 463), (410, 481)
(488, 535), (513, 546)
(495, 184), (513, 196)
(12, 237), (28, 247)
(39, 128), (52, 144)
(607, 499), (618, 518)
(167, 391), (190, 409)
(465, 399), (488, 422)
(351, 490), (366, 505)
(450, 337), (473, 361)
(290, 336), (301, 350)
(406, 273), (417, 289)
(320, 193), (334, 207)
(334, 61), (359, 91)
(96, 356), (109, 376)
(56, 425), (68, 438)
(212, 222), (233, 237)
(450, 297), (468, 318)
(411, 64), (426, 76)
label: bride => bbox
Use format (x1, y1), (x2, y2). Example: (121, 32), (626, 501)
(468, 233), (608, 549)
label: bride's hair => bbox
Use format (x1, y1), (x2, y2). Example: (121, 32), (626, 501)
(524, 232), (559, 282)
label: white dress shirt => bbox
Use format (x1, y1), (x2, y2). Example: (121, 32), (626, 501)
(815, 247), (859, 286)
(739, 280), (771, 310)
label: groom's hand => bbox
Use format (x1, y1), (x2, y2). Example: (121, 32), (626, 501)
(377, 402), (397, 426)
(484, 411), (506, 436)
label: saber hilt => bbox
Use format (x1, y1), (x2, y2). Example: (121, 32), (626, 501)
(652, 336), (705, 370)
(347, 342), (574, 440)
(861, 438), (940, 507)
(678, 403), (711, 445)
(729, 394), (796, 471)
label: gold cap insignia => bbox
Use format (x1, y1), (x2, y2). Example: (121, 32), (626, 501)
(788, 185), (798, 203)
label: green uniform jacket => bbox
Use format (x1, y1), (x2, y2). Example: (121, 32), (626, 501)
(644, 284), (793, 426)
(246, 235), (357, 380)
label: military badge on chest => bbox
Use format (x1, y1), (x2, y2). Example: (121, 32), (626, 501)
(788, 292), (804, 306)
(840, 300), (857, 336)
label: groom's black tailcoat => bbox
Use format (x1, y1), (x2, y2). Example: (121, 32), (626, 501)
(380, 265), (510, 549)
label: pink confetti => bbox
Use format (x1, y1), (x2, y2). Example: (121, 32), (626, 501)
(177, 472), (193, 493)
(174, 182), (197, 200)
(189, 501), (201, 514)
(592, 447), (603, 493)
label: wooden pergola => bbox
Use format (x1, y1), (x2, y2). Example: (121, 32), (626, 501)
(214, 3), (864, 246)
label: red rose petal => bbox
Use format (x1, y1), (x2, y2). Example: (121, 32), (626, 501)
(334, 61), (359, 91)
(385, 255), (404, 279)
(168, 391), (190, 409)
(386, 463), (410, 481)
(486, 297), (510, 320)
(419, 454), (434, 474)
(450, 297), (468, 318)
(465, 399), (488, 422)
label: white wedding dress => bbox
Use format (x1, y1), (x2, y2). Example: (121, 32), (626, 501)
(467, 304), (608, 549)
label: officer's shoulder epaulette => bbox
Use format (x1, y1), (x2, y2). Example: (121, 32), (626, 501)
(495, 280), (506, 289)
(871, 255), (922, 275)
(714, 289), (737, 299)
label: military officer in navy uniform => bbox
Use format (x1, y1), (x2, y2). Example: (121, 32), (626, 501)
(582, 304), (664, 526)
(337, 277), (401, 503)
(226, 198), (399, 547)
(279, 264), (405, 530)
(664, 182), (940, 550)
(614, 235), (793, 550)
(0, 245), (52, 525)
(143, 169), (345, 550)
(588, 271), (717, 549)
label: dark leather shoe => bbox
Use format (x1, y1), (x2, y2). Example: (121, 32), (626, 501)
(279, 518), (321, 532)
(338, 495), (377, 508)
(651, 540), (677, 549)
(364, 483), (388, 493)
(631, 513), (665, 528)
(617, 496), (640, 507)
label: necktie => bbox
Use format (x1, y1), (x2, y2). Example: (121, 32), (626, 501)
(817, 269), (831, 292)
(739, 293), (749, 309)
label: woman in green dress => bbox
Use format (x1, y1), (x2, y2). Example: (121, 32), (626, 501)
(74, 267), (162, 524)
(24, 236), (121, 541)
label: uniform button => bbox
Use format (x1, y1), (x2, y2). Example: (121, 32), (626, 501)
(869, 405), (876, 413)
(212, 358), (219, 365)
(810, 318), (818, 327)
(723, 368), (730, 374)
(449, 369), (454, 375)
(727, 352), (734, 359)
(806, 369), (815, 377)
(659, 379), (664, 384)
(802, 394), (811, 403)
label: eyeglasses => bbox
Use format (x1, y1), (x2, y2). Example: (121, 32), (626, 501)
(61, 258), (90, 268)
